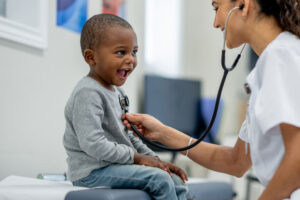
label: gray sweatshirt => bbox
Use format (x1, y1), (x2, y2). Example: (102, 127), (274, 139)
(63, 76), (156, 182)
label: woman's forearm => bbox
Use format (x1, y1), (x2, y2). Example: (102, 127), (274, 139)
(159, 125), (192, 154)
(159, 125), (252, 177)
(259, 155), (300, 200)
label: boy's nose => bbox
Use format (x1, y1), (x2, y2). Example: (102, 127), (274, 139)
(126, 54), (135, 63)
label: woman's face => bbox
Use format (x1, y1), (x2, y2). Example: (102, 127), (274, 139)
(212, 0), (246, 48)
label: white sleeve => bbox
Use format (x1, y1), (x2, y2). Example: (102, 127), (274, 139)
(238, 120), (249, 142)
(254, 46), (300, 135)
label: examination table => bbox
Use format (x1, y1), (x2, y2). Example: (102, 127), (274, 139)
(0, 176), (235, 200)
(65, 179), (235, 200)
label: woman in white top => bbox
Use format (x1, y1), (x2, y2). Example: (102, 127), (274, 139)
(123, 0), (300, 199)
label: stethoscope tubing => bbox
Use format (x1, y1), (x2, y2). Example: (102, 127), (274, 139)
(128, 69), (229, 151)
(128, 6), (246, 152)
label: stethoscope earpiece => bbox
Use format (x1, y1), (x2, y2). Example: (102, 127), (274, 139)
(222, 5), (247, 71)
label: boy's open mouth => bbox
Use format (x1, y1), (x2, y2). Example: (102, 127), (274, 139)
(117, 69), (131, 79)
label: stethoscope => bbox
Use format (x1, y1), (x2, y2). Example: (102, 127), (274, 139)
(120, 4), (246, 152)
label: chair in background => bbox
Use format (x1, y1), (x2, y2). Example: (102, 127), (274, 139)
(245, 172), (260, 200)
(170, 97), (224, 165)
(143, 75), (201, 163)
(195, 97), (224, 144)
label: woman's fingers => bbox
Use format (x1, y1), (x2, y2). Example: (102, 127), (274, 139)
(121, 114), (126, 120)
(123, 114), (144, 126)
(138, 124), (143, 129)
(123, 118), (141, 130)
(122, 114), (147, 135)
(125, 113), (145, 124)
(137, 128), (144, 133)
(123, 120), (132, 130)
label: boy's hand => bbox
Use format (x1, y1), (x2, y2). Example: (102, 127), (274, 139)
(163, 162), (188, 183)
(134, 152), (188, 183)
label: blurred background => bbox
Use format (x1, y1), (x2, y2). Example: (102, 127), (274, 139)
(0, 0), (262, 199)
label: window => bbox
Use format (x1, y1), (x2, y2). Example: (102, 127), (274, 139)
(144, 0), (183, 77)
(0, 0), (48, 49)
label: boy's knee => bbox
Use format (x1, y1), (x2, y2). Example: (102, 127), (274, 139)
(145, 167), (183, 189)
(153, 169), (175, 186)
(146, 168), (187, 198)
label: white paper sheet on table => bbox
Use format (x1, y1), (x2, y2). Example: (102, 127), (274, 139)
(0, 175), (86, 200)
(186, 177), (212, 184)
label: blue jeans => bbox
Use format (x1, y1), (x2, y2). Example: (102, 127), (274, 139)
(73, 164), (188, 200)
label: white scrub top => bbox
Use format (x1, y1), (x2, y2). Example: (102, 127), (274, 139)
(239, 32), (300, 198)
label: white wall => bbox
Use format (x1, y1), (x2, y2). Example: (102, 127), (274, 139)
(123, 0), (146, 112)
(0, 0), (145, 180)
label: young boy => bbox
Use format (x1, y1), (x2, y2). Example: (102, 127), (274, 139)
(63, 14), (188, 200)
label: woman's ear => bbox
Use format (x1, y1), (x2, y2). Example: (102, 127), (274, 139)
(84, 49), (96, 66)
(242, 0), (250, 17)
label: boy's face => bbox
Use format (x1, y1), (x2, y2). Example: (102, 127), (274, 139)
(86, 26), (138, 90)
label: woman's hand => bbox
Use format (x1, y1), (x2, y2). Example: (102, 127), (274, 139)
(134, 152), (188, 182)
(122, 113), (165, 141)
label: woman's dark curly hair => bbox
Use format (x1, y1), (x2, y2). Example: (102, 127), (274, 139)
(233, 0), (300, 38)
(258, 0), (300, 38)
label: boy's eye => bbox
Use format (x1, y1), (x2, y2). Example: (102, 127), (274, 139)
(132, 50), (138, 56)
(116, 51), (126, 55)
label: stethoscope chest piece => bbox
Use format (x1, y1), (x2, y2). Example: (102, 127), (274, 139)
(119, 95), (130, 113)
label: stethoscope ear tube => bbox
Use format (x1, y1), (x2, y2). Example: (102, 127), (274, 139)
(222, 49), (243, 71)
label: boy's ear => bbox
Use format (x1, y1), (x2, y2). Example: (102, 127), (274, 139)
(84, 49), (96, 66)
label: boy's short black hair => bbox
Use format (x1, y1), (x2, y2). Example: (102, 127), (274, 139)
(80, 14), (133, 56)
